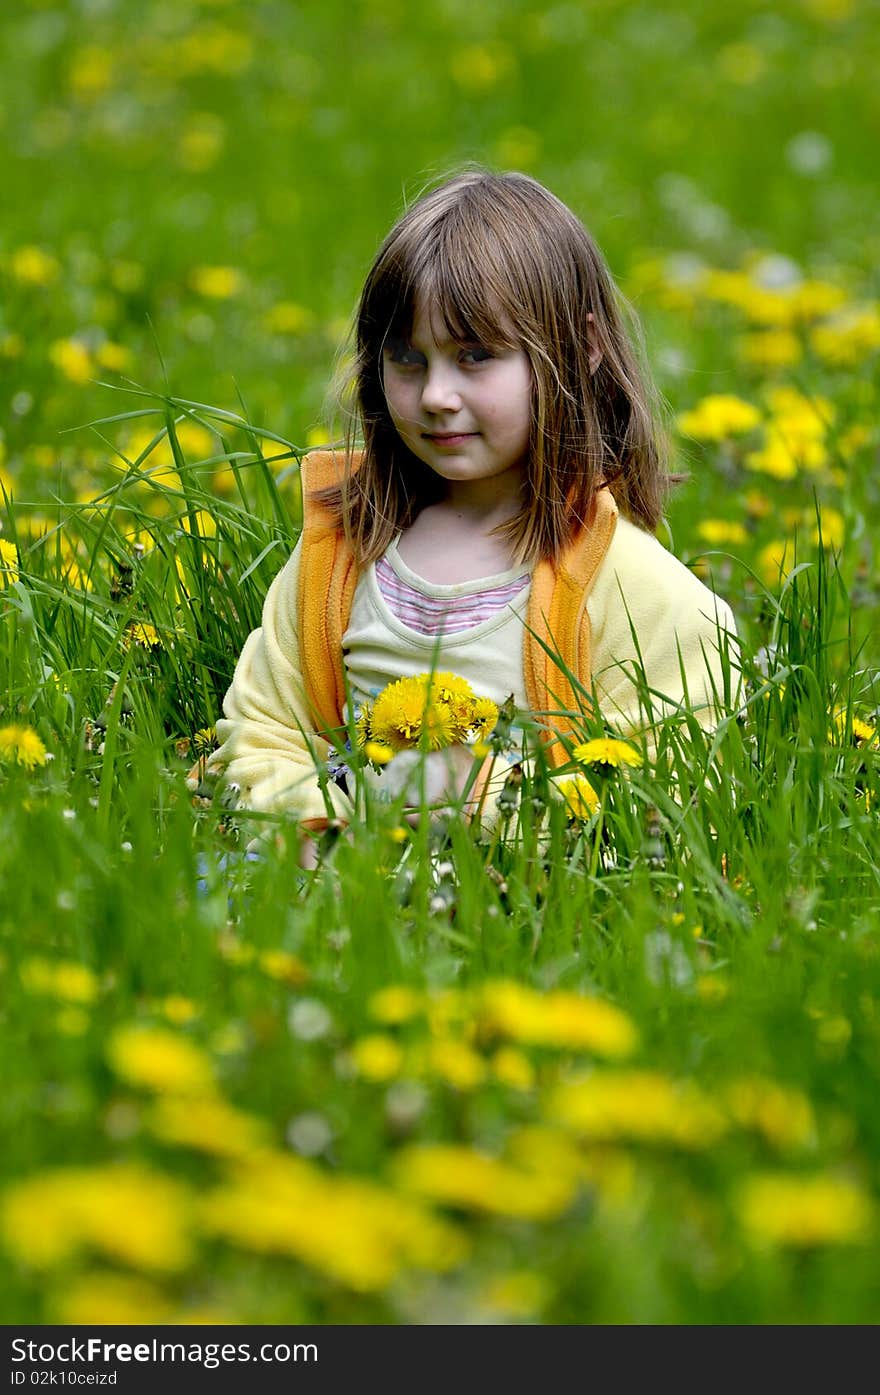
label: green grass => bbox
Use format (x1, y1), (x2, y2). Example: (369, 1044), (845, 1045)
(1, 0), (879, 1326)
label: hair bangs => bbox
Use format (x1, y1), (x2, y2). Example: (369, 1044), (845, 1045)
(387, 216), (522, 354)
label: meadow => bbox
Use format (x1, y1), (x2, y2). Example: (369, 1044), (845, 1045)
(1, 0), (879, 1325)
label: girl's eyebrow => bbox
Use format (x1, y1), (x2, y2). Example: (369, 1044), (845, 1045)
(386, 328), (481, 352)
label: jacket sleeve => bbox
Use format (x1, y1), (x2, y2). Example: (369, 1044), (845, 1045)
(586, 519), (741, 743)
(207, 539), (354, 828)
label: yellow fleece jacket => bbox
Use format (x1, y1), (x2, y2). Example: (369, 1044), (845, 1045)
(209, 453), (738, 827)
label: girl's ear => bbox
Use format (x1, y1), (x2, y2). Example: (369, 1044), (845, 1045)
(586, 312), (603, 375)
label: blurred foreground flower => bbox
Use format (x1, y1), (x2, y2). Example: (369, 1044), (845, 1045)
(20, 957), (98, 1005)
(393, 1144), (576, 1220)
(106, 1025), (216, 1096)
(0, 724), (47, 769)
(478, 980), (638, 1057)
(547, 1070), (727, 1148)
(2, 1164), (193, 1272)
(736, 1173), (873, 1247)
(200, 1150), (466, 1291)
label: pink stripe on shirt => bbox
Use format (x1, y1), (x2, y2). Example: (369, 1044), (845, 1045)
(376, 557), (530, 635)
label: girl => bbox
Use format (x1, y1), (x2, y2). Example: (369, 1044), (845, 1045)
(208, 169), (738, 858)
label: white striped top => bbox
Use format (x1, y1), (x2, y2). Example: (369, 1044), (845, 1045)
(375, 548), (531, 636)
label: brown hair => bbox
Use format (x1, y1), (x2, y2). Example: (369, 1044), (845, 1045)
(317, 167), (676, 564)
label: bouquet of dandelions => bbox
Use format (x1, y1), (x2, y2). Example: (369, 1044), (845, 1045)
(355, 672), (499, 808)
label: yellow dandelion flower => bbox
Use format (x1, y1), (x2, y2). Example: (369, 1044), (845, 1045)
(1, 1163), (193, 1272)
(350, 1034), (405, 1082)
(263, 301), (315, 335)
(737, 329), (803, 368)
(200, 1150), (465, 1291)
(810, 506), (845, 549)
(432, 672), (474, 705)
(546, 1069), (727, 1148)
(765, 385), (835, 421)
(479, 980), (638, 1058)
(192, 726), (216, 756)
(49, 338), (93, 385)
(572, 737), (642, 770)
(368, 985), (424, 1024)
(788, 280), (848, 321)
(394, 1143), (575, 1220)
(9, 245), (61, 286)
(724, 1077), (816, 1151)
(125, 621), (162, 649)
(365, 740), (394, 765)
(838, 424), (872, 459)
(697, 519), (750, 546)
(810, 306), (880, 366)
(159, 995), (199, 1026)
(95, 341), (133, 373)
(258, 949), (309, 987)
(736, 1172), (873, 1247)
(427, 1037), (487, 1091)
(757, 539), (795, 584)
(1, 538), (19, 587)
(431, 672), (477, 739)
(556, 773), (600, 821)
(147, 1094), (270, 1159)
(696, 974), (729, 1003)
(490, 1046), (536, 1092)
(470, 695), (499, 737)
(831, 709), (876, 746)
(106, 1024), (216, 1096)
(0, 725), (48, 769)
(370, 675), (454, 751)
(54, 1272), (173, 1326)
(20, 957), (98, 1005)
(676, 394), (761, 442)
(509, 1125), (636, 1204)
(745, 443), (796, 480)
(189, 265), (242, 299)
(482, 1268), (551, 1318)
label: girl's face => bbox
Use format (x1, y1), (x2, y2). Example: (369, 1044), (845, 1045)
(381, 296), (532, 501)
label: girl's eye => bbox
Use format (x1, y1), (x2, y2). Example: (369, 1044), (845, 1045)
(386, 342), (425, 367)
(461, 346), (493, 364)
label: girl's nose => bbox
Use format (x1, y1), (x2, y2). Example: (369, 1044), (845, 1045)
(420, 363), (462, 414)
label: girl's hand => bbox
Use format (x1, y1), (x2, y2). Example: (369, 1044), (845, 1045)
(397, 744), (478, 823)
(299, 835), (321, 870)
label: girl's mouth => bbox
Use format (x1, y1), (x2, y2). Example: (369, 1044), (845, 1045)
(424, 432), (477, 446)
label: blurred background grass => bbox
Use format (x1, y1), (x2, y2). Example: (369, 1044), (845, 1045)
(2, 0), (878, 449)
